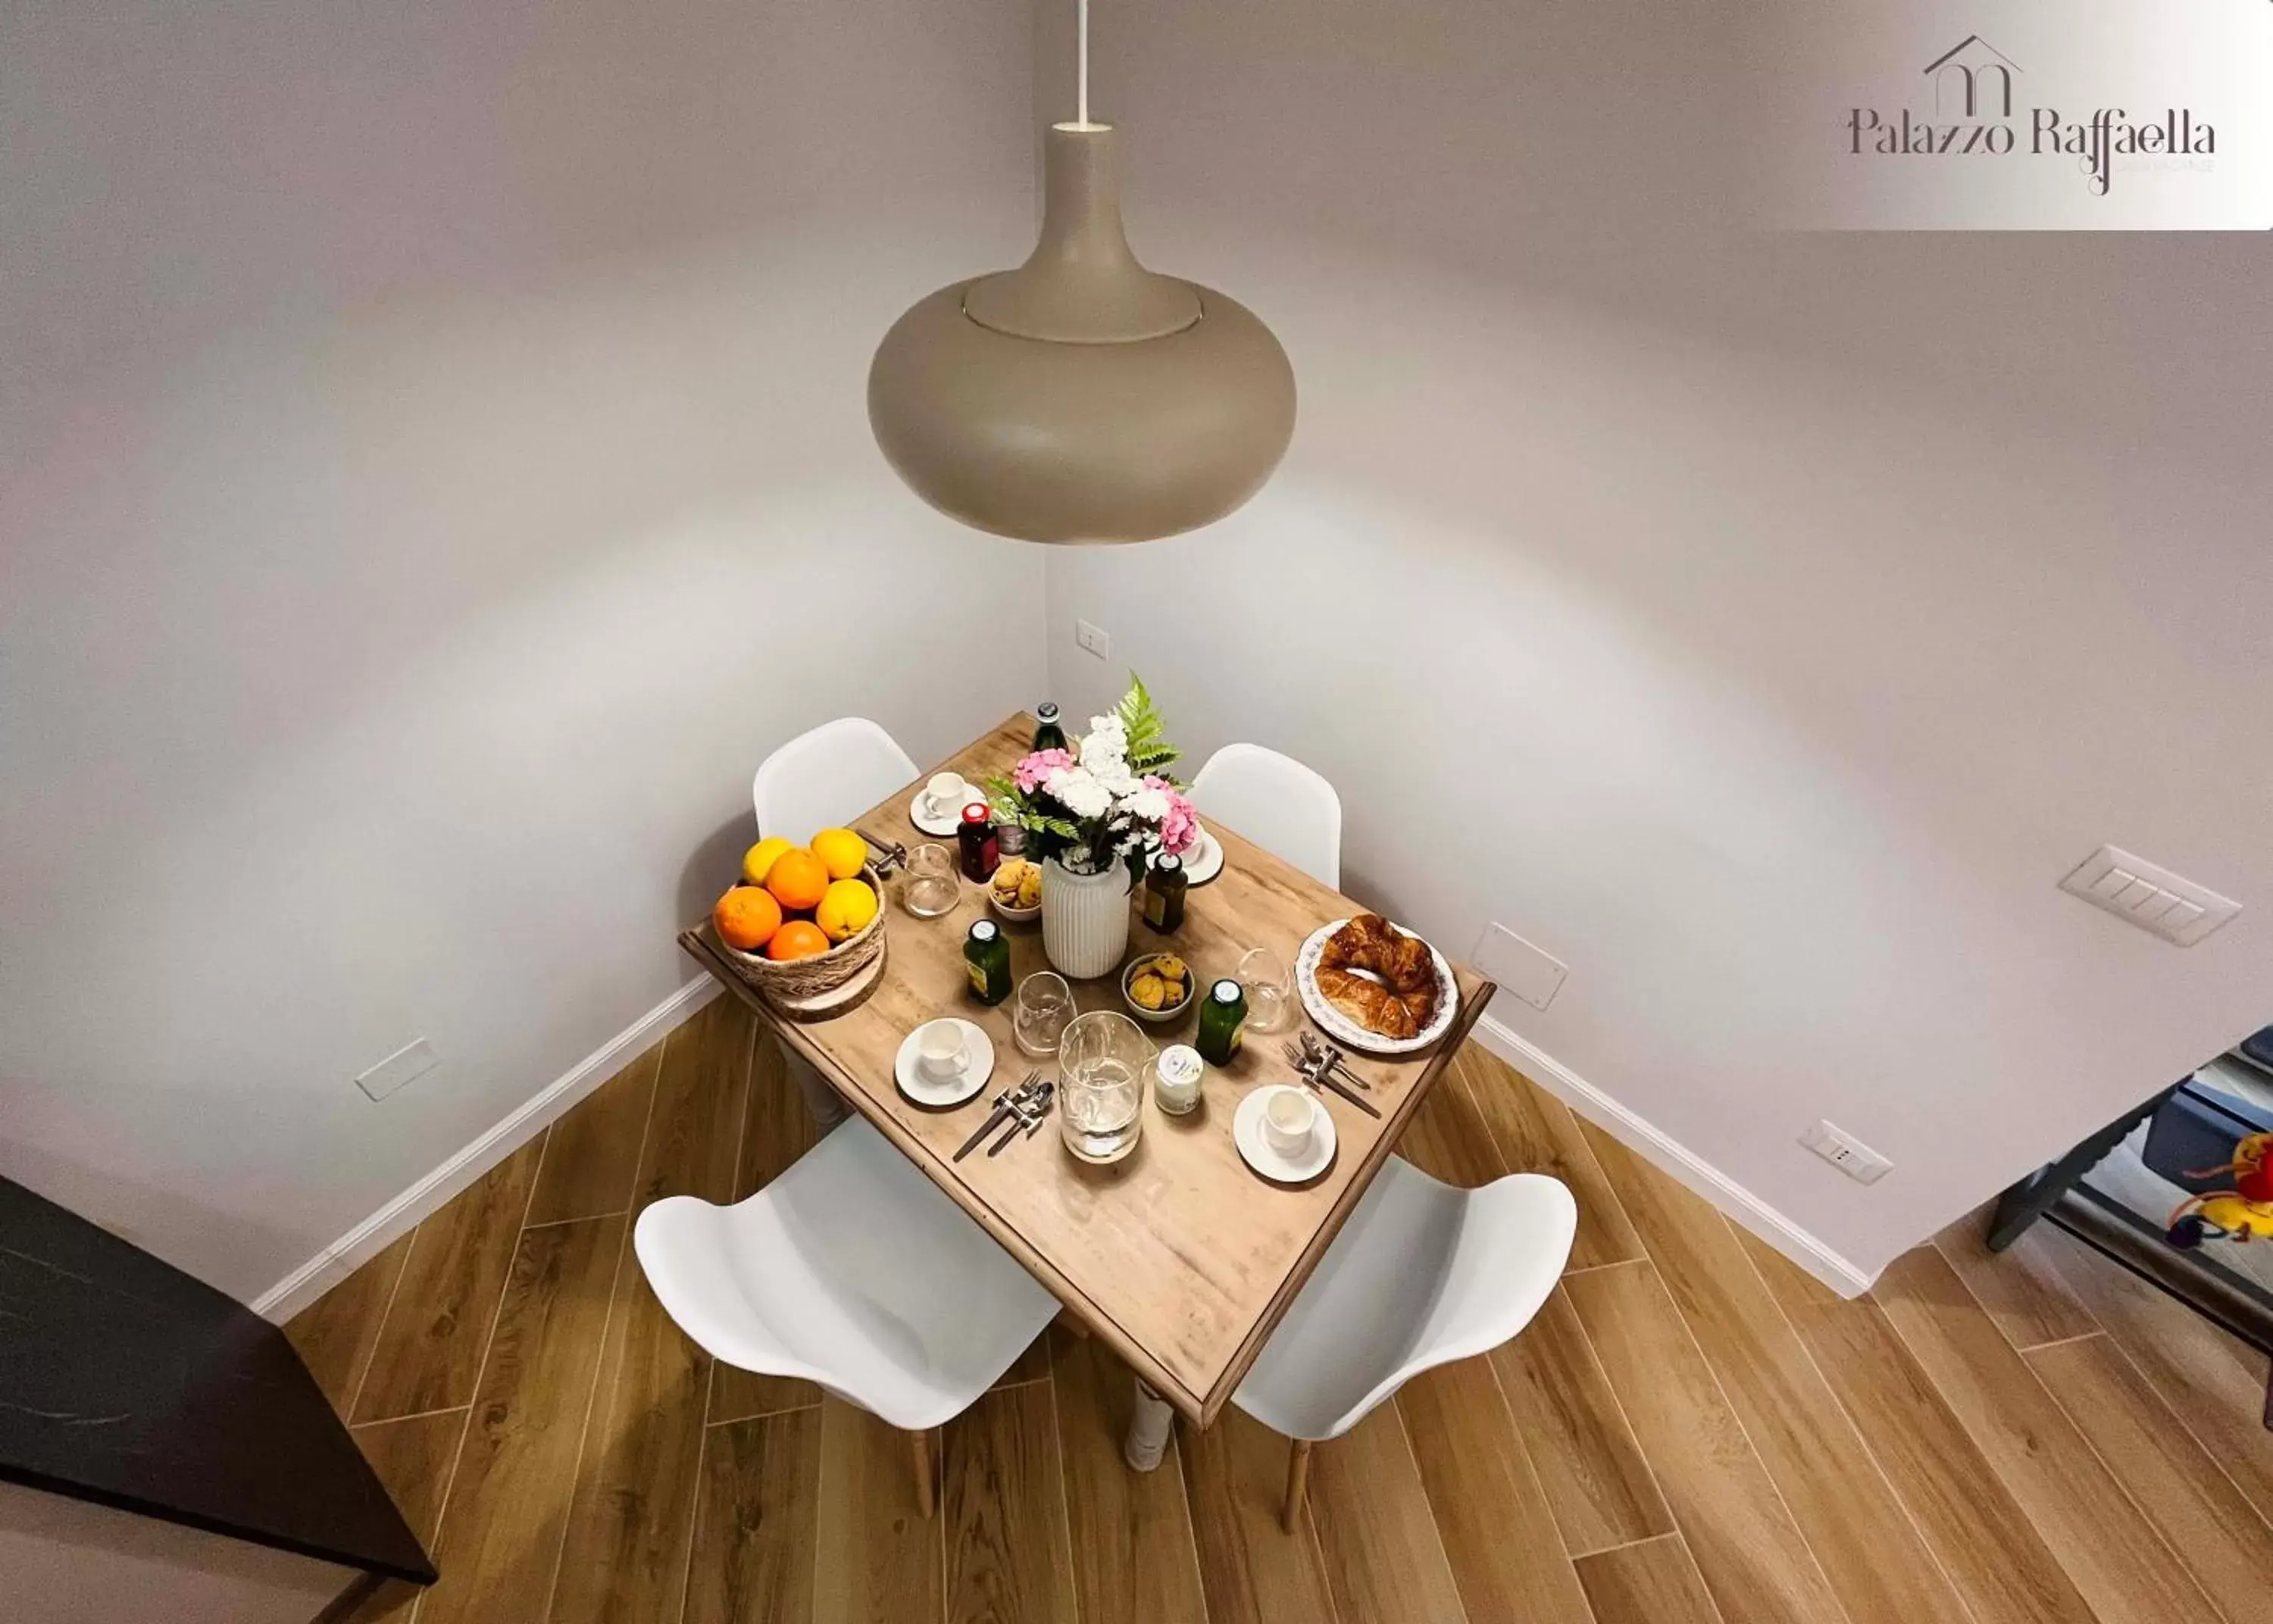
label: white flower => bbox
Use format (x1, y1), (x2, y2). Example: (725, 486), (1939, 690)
(1124, 786), (1170, 823)
(1080, 715), (1127, 768)
(1047, 764), (1113, 820)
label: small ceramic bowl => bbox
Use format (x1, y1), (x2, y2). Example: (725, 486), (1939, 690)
(986, 860), (1043, 922)
(988, 889), (1042, 923)
(1121, 954), (1197, 1025)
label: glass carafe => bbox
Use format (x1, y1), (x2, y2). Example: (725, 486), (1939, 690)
(1057, 1010), (1153, 1164)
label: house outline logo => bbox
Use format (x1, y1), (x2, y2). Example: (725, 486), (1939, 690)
(1923, 35), (2020, 120)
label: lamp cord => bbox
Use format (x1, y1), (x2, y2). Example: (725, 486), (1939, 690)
(1077, 0), (1090, 125)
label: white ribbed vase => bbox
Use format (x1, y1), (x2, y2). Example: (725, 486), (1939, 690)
(1040, 855), (1133, 979)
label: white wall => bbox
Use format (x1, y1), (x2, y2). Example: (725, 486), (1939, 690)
(1040, 0), (2273, 1281)
(1, 0), (1044, 1301)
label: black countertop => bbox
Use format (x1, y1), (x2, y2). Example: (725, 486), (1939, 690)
(0, 1174), (434, 1583)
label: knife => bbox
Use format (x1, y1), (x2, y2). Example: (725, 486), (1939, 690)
(1318, 1069), (1382, 1119)
(953, 1090), (1020, 1162)
(1301, 1055), (1382, 1119)
(987, 1082), (1055, 1155)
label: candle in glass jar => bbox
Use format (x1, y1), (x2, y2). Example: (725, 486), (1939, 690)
(1152, 1044), (1205, 1115)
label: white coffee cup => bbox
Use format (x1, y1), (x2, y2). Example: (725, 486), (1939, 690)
(915, 1020), (968, 1082)
(1262, 1086), (1318, 1155)
(923, 772), (970, 821)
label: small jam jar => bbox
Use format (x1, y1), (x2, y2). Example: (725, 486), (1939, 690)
(957, 801), (999, 881)
(1152, 1044), (1205, 1116)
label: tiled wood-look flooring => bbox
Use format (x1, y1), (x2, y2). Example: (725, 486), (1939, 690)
(290, 994), (2273, 1623)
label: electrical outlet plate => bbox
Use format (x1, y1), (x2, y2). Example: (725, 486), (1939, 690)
(1472, 923), (1567, 1011)
(1802, 1120), (1892, 1185)
(356, 1038), (438, 1102)
(2058, 844), (2240, 947)
(1074, 618), (1111, 661)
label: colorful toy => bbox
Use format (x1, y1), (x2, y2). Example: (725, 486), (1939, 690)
(2165, 1132), (2273, 1248)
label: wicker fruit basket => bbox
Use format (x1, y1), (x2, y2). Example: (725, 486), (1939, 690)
(710, 865), (889, 1017)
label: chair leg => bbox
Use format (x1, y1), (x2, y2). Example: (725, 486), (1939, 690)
(1281, 1438), (1313, 1533)
(909, 1426), (936, 1519)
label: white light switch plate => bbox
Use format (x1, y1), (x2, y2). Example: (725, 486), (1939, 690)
(356, 1038), (438, 1102)
(1074, 619), (1111, 661)
(2058, 844), (2240, 947)
(1472, 923), (1568, 1011)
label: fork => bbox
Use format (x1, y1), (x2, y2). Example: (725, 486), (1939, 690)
(1280, 1041), (1383, 1119)
(1299, 1029), (1369, 1089)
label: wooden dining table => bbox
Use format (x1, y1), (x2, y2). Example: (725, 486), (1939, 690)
(679, 714), (1496, 1432)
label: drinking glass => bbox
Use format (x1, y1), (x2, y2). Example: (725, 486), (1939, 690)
(902, 843), (958, 918)
(1058, 1010), (1153, 1164)
(1237, 945), (1294, 1034)
(1013, 971), (1075, 1058)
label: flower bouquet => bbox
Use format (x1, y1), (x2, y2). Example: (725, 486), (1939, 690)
(986, 676), (1199, 976)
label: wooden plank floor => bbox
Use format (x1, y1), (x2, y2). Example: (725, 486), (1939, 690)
(291, 993), (2273, 1624)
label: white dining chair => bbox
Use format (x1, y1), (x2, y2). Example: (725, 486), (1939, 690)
(1187, 742), (1343, 889)
(749, 717), (919, 1126)
(634, 1114), (1059, 1516)
(1232, 1156), (1576, 1529)
(751, 716), (919, 842)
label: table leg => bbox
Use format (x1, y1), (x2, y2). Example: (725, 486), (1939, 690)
(782, 1038), (849, 1130)
(1985, 1084), (2178, 1252)
(1124, 1377), (1174, 1473)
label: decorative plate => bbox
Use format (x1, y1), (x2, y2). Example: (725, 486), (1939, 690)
(1295, 918), (1459, 1057)
(1179, 827), (1225, 886)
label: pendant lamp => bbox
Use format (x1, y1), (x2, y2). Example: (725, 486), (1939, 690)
(868, 1), (1295, 545)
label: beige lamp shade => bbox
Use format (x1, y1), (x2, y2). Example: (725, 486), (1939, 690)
(868, 123), (1296, 545)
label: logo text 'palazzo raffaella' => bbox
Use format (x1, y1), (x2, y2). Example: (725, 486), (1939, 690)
(1846, 36), (2214, 194)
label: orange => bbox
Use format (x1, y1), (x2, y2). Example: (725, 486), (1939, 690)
(814, 877), (879, 942)
(713, 885), (780, 952)
(764, 848), (830, 912)
(741, 836), (793, 887)
(767, 920), (830, 961)
(810, 827), (867, 882)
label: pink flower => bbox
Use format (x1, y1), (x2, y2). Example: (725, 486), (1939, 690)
(1154, 781), (1199, 856)
(1014, 749), (1074, 793)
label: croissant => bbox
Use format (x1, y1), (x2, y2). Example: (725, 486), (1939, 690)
(1315, 967), (1421, 1039)
(1315, 914), (1442, 1037)
(1376, 932), (1437, 995)
(1319, 913), (1397, 972)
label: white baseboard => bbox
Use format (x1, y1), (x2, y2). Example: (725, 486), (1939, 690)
(1469, 1014), (1878, 1299)
(252, 975), (723, 1323)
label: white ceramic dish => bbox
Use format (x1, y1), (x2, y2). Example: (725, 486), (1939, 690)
(893, 1019), (994, 1108)
(908, 792), (969, 838)
(1294, 918), (1459, 1056)
(1233, 1084), (1337, 1183)
(1178, 826), (1224, 886)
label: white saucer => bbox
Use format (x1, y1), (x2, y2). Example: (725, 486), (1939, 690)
(908, 792), (971, 838)
(1233, 1085), (1337, 1184)
(893, 1020), (994, 1108)
(1179, 827), (1224, 886)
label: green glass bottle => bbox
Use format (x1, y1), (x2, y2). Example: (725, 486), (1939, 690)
(1195, 977), (1248, 1065)
(1032, 701), (1068, 754)
(1141, 853), (1187, 933)
(965, 919), (1012, 1006)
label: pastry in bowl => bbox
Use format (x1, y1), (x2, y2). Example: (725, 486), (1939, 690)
(988, 857), (1043, 918)
(1122, 952), (1195, 1023)
(1315, 914), (1441, 1038)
